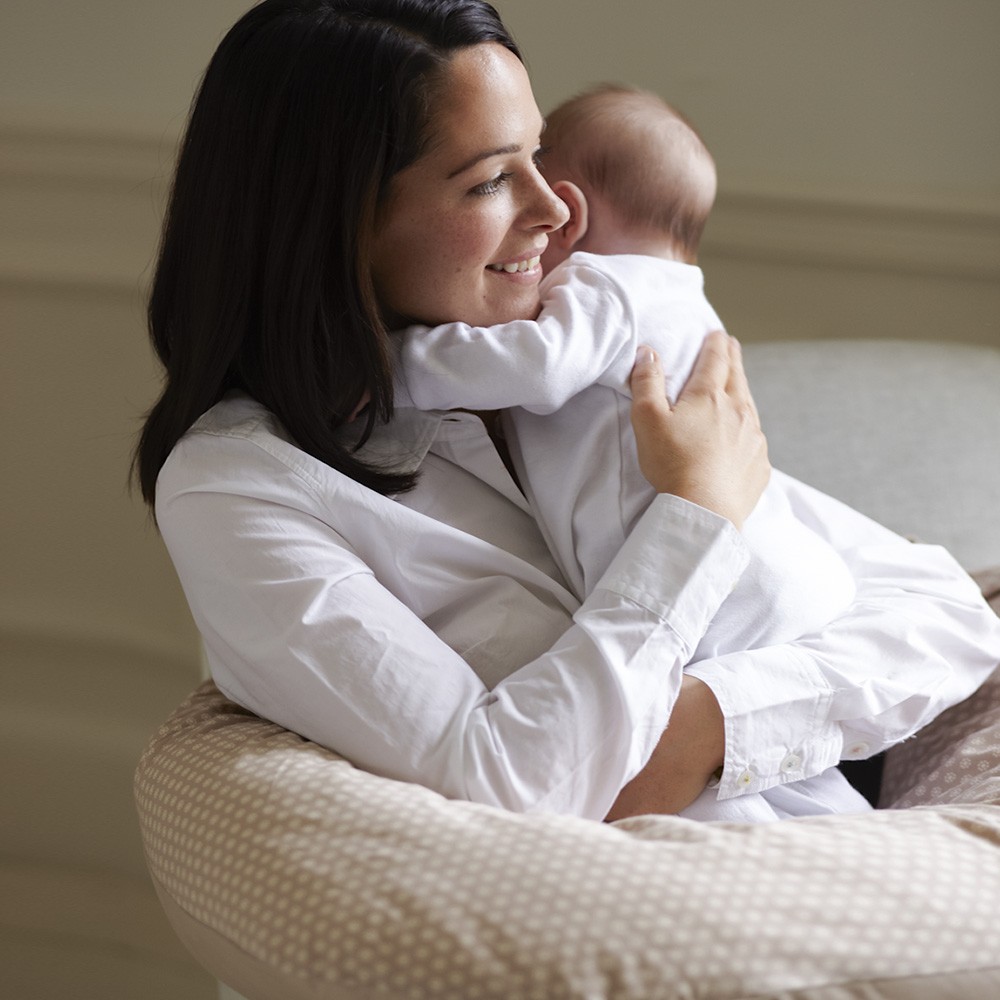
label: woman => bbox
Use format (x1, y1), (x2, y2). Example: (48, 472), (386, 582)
(135, 0), (1000, 822)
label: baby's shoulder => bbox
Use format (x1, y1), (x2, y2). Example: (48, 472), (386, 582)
(553, 252), (701, 297)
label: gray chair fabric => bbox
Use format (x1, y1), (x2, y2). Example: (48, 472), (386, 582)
(744, 339), (1000, 570)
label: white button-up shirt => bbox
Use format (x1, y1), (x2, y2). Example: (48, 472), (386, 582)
(156, 393), (1000, 820)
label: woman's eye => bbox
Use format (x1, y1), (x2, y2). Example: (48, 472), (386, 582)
(470, 172), (512, 197)
(533, 145), (549, 167)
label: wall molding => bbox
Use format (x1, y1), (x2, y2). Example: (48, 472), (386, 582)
(708, 189), (1000, 281)
(2, 117), (998, 291)
(0, 119), (174, 292)
(0, 606), (201, 874)
(0, 604), (197, 679)
(0, 117), (178, 186)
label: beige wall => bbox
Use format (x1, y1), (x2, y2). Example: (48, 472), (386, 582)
(498, 0), (1000, 345)
(2, 2), (998, 996)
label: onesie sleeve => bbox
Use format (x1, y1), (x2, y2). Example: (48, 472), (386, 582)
(157, 431), (750, 821)
(685, 472), (1000, 800)
(393, 260), (639, 415)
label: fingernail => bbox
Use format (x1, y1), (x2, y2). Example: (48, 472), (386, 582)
(636, 345), (657, 367)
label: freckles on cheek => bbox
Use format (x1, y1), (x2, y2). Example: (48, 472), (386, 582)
(443, 211), (494, 269)
(448, 235), (483, 270)
(440, 243), (482, 281)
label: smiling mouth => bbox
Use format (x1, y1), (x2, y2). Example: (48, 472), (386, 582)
(486, 254), (541, 274)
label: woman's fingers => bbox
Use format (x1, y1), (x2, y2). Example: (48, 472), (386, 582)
(629, 332), (770, 529)
(677, 329), (731, 401)
(629, 345), (669, 412)
(723, 335), (760, 423)
(683, 330), (761, 430)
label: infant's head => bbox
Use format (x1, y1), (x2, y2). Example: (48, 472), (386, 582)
(540, 85), (716, 271)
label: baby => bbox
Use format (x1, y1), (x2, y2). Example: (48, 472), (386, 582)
(393, 85), (868, 822)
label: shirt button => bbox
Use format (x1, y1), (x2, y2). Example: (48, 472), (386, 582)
(847, 741), (871, 757)
(738, 770), (754, 787)
(779, 752), (802, 774)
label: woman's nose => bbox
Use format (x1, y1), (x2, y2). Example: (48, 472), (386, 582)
(525, 172), (571, 232)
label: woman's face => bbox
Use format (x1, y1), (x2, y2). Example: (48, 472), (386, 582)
(370, 44), (570, 328)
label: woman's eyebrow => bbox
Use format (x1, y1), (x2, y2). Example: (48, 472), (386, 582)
(447, 144), (522, 179)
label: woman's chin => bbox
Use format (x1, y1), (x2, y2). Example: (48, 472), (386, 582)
(395, 282), (542, 329)
(473, 279), (542, 325)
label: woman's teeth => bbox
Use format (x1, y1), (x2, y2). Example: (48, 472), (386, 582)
(488, 255), (540, 273)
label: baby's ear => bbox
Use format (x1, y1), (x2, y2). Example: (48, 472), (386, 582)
(549, 179), (589, 249)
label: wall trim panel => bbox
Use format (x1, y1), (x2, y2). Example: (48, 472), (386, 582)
(709, 190), (1000, 281)
(2, 118), (998, 291)
(0, 119), (173, 291)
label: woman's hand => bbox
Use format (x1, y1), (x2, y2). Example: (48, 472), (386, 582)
(630, 331), (770, 530)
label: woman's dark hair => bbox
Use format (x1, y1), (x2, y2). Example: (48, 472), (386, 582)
(134, 0), (519, 507)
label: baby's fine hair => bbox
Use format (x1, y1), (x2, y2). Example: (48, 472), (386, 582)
(544, 84), (716, 261)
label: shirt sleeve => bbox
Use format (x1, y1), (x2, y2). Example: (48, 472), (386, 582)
(393, 261), (639, 414)
(157, 441), (750, 820)
(685, 471), (1000, 800)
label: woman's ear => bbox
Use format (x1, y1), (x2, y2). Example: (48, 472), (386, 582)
(549, 179), (589, 251)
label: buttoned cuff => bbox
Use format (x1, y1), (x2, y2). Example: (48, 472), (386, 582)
(686, 645), (844, 800)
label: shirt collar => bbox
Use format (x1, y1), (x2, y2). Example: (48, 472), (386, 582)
(340, 406), (445, 476)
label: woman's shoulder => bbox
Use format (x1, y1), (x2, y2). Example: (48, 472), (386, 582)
(164, 392), (300, 469)
(184, 391), (277, 440)
(155, 393), (337, 514)
(155, 394), (446, 517)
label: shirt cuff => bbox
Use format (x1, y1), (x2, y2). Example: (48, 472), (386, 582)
(589, 493), (750, 653)
(686, 645), (843, 800)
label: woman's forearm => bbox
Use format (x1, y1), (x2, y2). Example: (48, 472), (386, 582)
(605, 676), (724, 820)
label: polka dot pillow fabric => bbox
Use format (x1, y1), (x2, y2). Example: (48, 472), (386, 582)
(135, 572), (1000, 1000)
